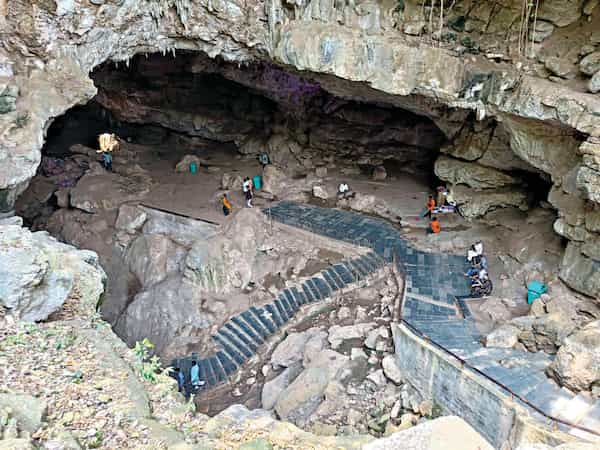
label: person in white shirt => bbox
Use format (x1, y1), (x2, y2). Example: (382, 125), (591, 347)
(474, 241), (484, 256)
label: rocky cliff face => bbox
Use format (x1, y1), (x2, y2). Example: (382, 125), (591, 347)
(2, 0), (600, 297)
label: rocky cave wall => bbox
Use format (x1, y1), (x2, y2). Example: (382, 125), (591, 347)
(2, 0), (600, 297)
(90, 53), (447, 175)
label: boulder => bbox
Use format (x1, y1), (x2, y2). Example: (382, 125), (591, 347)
(366, 369), (387, 388)
(303, 349), (350, 380)
(0, 225), (105, 321)
(382, 355), (403, 384)
(451, 184), (529, 219)
(485, 325), (520, 348)
(0, 394), (47, 433)
(510, 313), (577, 354)
(580, 52), (600, 76)
(547, 320), (600, 392)
(434, 156), (522, 189)
(531, 21), (555, 42)
(115, 204), (147, 234)
(538, 0), (584, 27)
(271, 329), (327, 368)
(274, 367), (329, 425)
(221, 172), (243, 190)
(175, 155), (201, 172)
(364, 416), (494, 450)
(312, 185), (329, 200)
(124, 234), (185, 288)
(261, 363), (303, 410)
(122, 275), (226, 357)
(545, 57), (573, 79)
(588, 71), (600, 94)
(328, 323), (377, 349)
(184, 208), (268, 293)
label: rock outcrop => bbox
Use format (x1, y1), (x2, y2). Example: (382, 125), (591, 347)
(547, 320), (600, 393)
(0, 222), (105, 321)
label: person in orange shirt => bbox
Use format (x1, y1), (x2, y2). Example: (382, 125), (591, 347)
(422, 194), (435, 219)
(222, 194), (232, 216)
(427, 216), (441, 234)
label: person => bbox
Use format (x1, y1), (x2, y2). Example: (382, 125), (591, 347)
(337, 182), (354, 199)
(222, 194), (232, 216)
(176, 367), (185, 393)
(467, 245), (481, 265)
(243, 177), (253, 208)
(464, 266), (479, 278)
(102, 151), (112, 172)
(423, 195), (435, 219)
(479, 255), (488, 270)
(427, 216), (441, 234)
(474, 240), (484, 257)
(258, 153), (270, 167)
(190, 361), (204, 388)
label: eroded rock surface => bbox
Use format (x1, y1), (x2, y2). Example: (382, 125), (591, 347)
(0, 224), (105, 321)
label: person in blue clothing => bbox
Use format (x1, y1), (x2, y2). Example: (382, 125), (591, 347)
(190, 360), (205, 388)
(176, 367), (185, 393)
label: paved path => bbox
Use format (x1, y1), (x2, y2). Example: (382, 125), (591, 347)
(261, 202), (600, 438)
(173, 201), (599, 438)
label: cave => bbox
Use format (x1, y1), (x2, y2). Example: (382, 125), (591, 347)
(15, 51), (571, 417)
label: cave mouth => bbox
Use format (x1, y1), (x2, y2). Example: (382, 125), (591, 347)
(14, 50), (573, 417)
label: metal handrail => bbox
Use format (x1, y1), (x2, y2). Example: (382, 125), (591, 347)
(398, 317), (600, 438)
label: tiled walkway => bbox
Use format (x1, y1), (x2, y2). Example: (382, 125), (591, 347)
(173, 202), (599, 438)
(261, 202), (600, 438)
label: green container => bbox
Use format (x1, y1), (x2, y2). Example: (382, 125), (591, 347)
(189, 162), (197, 174)
(253, 175), (262, 190)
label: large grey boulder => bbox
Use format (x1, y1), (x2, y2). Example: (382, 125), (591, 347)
(364, 416), (494, 450)
(580, 51), (600, 76)
(274, 367), (329, 425)
(0, 225), (105, 321)
(547, 320), (600, 392)
(184, 208), (269, 293)
(434, 155), (522, 189)
(124, 234), (186, 288)
(271, 329), (327, 368)
(0, 394), (47, 433)
(261, 363), (303, 410)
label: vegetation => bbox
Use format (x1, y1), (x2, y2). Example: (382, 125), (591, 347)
(133, 338), (163, 383)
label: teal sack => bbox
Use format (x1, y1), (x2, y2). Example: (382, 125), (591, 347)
(527, 280), (547, 305)
(253, 175), (262, 190)
(189, 162), (197, 174)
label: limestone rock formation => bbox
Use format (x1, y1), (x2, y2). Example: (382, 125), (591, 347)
(434, 156), (522, 190)
(0, 223), (105, 321)
(547, 320), (600, 393)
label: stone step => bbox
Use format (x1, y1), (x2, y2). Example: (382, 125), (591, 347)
(212, 334), (247, 366)
(223, 322), (259, 353)
(322, 269), (342, 291)
(209, 355), (227, 383)
(351, 258), (370, 277)
(304, 278), (322, 301)
(344, 260), (365, 280)
(231, 316), (265, 345)
(325, 267), (346, 289)
(250, 306), (278, 334)
(302, 284), (316, 303)
(215, 329), (254, 359)
(333, 264), (354, 284)
(278, 294), (295, 317)
(274, 298), (290, 322)
(312, 277), (332, 298)
(199, 358), (217, 386)
(290, 286), (307, 306)
(264, 303), (284, 328)
(215, 351), (237, 376)
(283, 289), (299, 311)
(241, 310), (271, 340)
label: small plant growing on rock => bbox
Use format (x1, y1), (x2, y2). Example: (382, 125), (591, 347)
(133, 338), (162, 383)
